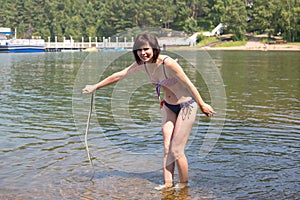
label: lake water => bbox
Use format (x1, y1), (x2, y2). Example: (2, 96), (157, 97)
(0, 50), (299, 199)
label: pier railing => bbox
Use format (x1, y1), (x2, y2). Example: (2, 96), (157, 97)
(46, 41), (134, 49)
(46, 36), (191, 51)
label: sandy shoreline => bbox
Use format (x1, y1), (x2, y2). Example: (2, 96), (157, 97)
(205, 40), (300, 51)
(169, 44), (300, 51)
(169, 35), (300, 51)
(202, 45), (300, 51)
(208, 35), (300, 51)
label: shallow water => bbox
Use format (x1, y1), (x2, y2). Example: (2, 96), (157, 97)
(0, 51), (299, 199)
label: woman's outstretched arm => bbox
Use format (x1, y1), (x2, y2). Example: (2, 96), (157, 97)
(82, 62), (140, 94)
(166, 58), (216, 116)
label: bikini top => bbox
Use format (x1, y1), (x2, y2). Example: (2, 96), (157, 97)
(144, 57), (177, 100)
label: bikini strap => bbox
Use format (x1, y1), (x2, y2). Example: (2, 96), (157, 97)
(162, 57), (169, 79)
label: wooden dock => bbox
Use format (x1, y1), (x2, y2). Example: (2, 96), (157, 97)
(45, 36), (191, 52)
(45, 38), (134, 52)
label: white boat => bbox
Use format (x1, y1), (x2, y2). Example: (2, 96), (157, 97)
(0, 27), (45, 53)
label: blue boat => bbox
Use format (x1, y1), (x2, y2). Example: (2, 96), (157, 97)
(0, 44), (45, 53)
(0, 27), (45, 53)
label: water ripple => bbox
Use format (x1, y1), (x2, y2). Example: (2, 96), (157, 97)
(0, 52), (299, 199)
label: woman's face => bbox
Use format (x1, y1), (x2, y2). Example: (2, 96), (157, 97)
(136, 42), (154, 63)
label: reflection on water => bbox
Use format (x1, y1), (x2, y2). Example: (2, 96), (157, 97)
(0, 51), (299, 199)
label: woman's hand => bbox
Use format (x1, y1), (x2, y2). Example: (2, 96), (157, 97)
(82, 84), (97, 94)
(200, 103), (216, 117)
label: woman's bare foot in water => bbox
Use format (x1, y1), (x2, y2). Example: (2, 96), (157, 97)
(174, 182), (189, 189)
(154, 183), (174, 191)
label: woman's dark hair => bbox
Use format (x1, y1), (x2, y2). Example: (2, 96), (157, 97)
(133, 33), (161, 65)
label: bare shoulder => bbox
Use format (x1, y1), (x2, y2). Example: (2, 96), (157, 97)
(160, 55), (183, 72)
(126, 61), (140, 69)
(125, 61), (144, 74)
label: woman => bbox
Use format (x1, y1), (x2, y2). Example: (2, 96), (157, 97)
(82, 33), (215, 190)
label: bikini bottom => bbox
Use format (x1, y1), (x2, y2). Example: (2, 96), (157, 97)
(161, 99), (196, 117)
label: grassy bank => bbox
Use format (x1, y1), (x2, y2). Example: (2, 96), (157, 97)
(197, 37), (219, 47)
(214, 40), (247, 47)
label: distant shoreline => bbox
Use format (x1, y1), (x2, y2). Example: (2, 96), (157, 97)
(168, 43), (300, 51)
(200, 44), (300, 51)
(166, 46), (300, 51)
(168, 34), (300, 51)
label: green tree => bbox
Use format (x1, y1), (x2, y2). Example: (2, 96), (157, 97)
(278, 0), (300, 41)
(223, 0), (248, 40)
(183, 17), (198, 33)
(0, 0), (299, 41)
(249, 0), (280, 35)
(208, 0), (226, 29)
(157, 0), (177, 29)
(172, 0), (210, 33)
(172, 0), (190, 30)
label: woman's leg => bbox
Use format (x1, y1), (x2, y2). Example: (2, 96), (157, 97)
(171, 102), (197, 184)
(161, 105), (177, 186)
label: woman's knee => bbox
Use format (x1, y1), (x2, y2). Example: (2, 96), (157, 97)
(164, 145), (182, 159)
(169, 145), (185, 160)
(164, 147), (170, 156)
